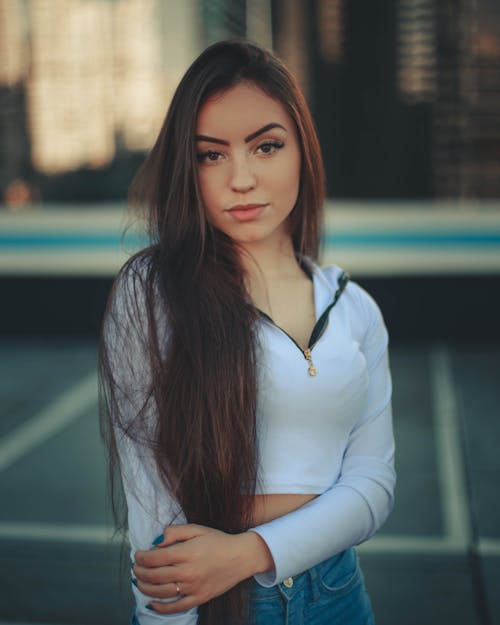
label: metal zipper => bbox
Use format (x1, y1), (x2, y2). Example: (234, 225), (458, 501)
(256, 270), (349, 377)
(257, 311), (328, 376)
(303, 348), (318, 377)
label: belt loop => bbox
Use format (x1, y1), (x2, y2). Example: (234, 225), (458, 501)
(308, 562), (321, 602)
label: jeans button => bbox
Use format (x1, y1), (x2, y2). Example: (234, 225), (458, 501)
(283, 577), (294, 588)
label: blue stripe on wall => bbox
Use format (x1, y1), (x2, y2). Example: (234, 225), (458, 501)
(0, 233), (148, 248)
(323, 232), (500, 247)
(1, 230), (500, 249)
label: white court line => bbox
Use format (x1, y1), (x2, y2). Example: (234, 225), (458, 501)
(0, 520), (472, 554)
(360, 534), (468, 555)
(0, 371), (97, 473)
(429, 346), (472, 549)
(0, 623), (105, 625)
(0, 521), (117, 544)
(478, 538), (500, 557)
(2, 520), (497, 557)
(1, 347), (493, 559)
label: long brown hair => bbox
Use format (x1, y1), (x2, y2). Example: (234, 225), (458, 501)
(99, 40), (325, 624)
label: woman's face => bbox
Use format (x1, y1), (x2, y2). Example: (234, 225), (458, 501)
(195, 82), (301, 251)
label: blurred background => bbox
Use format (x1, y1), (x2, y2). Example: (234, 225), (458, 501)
(0, 1), (499, 624)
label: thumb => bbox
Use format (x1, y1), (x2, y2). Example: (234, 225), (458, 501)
(152, 523), (204, 548)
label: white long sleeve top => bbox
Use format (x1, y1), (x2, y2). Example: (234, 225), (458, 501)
(102, 255), (396, 624)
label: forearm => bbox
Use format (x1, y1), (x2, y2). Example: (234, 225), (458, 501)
(238, 528), (275, 577)
(250, 463), (395, 587)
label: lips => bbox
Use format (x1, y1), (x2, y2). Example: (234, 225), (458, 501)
(227, 203), (268, 222)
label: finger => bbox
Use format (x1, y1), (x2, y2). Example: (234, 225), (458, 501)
(136, 537), (198, 567)
(148, 595), (201, 614)
(135, 546), (178, 568)
(154, 523), (205, 548)
(134, 563), (179, 585)
(137, 580), (185, 600)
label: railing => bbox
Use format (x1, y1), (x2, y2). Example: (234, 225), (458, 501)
(1, 199), (500, 276)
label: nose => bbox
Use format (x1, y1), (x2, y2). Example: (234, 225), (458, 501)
(230, 155), (256, 193)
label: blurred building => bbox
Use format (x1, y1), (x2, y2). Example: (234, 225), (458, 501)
(270, 0), (500, 199)
(0, 0), (499, 202)
(0, 0), (201, 201)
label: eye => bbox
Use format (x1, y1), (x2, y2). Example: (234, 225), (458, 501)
(256, 140), (284, 155)
(197, 150), (223, 163)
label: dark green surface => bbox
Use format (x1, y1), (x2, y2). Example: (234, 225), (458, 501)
(482, 557), (500, 625)
(0, 341), (498, 624)
(451, 346), (500, 539)
(0, 540), (131, 624)
(0, 405), (109, 525)
(362, 553), (479, 625)
(0, 340), (97, 438)
(382, 345), (443, 536)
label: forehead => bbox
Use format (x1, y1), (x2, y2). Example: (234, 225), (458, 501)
(196, 82), (293, 136)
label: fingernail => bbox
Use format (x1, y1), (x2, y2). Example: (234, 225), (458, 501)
(146, 604), (155, 611)
(131, 577), (138, 587)
(152, 534), (164, 545)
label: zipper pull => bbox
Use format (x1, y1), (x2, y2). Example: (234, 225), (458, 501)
(303, 348), (317, 376)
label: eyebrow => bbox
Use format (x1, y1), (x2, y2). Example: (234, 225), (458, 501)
(195, 122), (287, 146)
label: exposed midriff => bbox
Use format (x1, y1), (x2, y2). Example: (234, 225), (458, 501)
(251, 493), (319, 525)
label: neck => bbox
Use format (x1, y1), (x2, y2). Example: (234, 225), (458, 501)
(236, 236), (310, 310)
(238, 236), (301, 281)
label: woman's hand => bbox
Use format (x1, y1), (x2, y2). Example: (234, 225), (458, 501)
(133, 524), (274, 614)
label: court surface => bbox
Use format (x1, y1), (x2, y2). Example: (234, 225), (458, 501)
(0, 339), (498, 625)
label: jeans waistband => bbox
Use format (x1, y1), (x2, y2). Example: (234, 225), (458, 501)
(251, 547), (357, 602)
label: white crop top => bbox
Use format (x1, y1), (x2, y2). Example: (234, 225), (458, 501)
(255, 263), (367, 494)
(102, 255), (396, 625)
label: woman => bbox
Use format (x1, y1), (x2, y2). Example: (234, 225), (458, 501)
(99, 40), (395, 625)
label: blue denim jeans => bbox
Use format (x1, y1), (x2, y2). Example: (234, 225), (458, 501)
(249, 548), (375, 625)
(130, 548), (374, 624)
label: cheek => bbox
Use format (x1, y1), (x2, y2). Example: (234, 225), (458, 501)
(198, 170), (218, 208)
(198, 170), (225, 226)
(276, 152), (301, 200)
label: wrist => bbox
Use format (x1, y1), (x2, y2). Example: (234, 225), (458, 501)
(237, 530), (274, 577)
